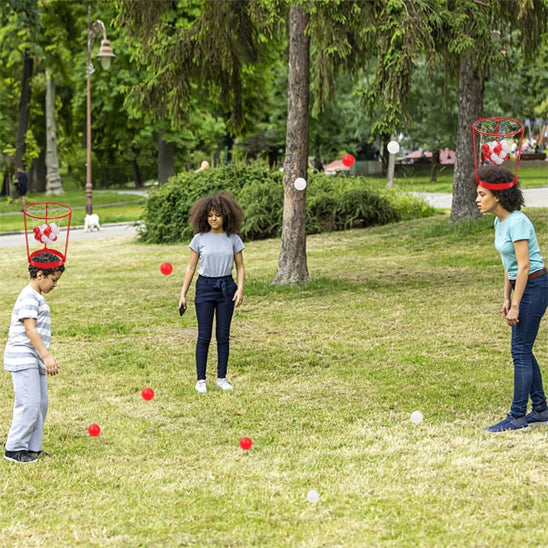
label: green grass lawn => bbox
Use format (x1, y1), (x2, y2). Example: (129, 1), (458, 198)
(1, 211), (547, 546)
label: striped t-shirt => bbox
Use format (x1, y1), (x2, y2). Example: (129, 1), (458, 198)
(4, 284), (51, 373)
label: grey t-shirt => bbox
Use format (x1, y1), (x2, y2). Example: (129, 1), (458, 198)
(189, 232), (245, 277)
(4, 284), (50, 373)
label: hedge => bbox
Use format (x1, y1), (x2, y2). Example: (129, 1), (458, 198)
(139, 164), (436, 244)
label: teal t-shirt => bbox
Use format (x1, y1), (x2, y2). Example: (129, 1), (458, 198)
(494, 210), (544, 280)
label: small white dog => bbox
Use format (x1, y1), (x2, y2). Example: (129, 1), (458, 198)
(84, 213), (101, 232)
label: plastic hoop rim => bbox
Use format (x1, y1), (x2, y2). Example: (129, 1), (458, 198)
(28, 248), (66, 269)
(472, 117), (525, 138)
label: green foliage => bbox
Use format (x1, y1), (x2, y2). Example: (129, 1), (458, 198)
(333, 188), (400, 229)
(141, 164), (261, 244)
(140, 164), (436, 244)
(237, 169), (284, 240)
(381, 188), (438, 220)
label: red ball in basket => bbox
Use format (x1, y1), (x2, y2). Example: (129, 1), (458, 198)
(23, 202), (72, 267)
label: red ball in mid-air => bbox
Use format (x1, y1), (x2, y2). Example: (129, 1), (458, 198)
(239, 437), (253, 450)
(88, 424), (101, 437)
(342, 154), (355, 167)
(141, 387), (155, 401)
(160, 262), (173, 275)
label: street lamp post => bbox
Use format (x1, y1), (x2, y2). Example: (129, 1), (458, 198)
(86, 5), (115, 215)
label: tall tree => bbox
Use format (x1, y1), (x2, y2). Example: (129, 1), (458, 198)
(452, 56), (483, 222)
(273, 5), (310, 284)
(7, 0), (42, 176)
(157, 131), (174, 185)
(118, 0), (383, 283)
(437, 0), (548, 223)
(406, 60), (458, 182)
(45, 69), (63, 195)
(15, 50), (33, 173)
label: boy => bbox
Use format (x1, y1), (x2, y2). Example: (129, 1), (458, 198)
(4, 252), (64, 463)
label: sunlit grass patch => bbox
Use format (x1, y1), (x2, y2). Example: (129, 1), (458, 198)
(1, 211), (547, 546)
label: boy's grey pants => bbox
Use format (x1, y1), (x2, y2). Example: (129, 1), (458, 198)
(5, 368), (48, 452)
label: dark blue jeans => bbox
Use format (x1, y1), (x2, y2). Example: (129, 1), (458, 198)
(510, 273), (548, 417)
(194, 275), (237, 380)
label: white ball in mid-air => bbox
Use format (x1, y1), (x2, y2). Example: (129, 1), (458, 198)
(294, 177), (307, 191)
(387, 140), (400, 154)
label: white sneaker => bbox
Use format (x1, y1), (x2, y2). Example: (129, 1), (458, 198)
(216, 378), (234, 390)
(195, 380), (207, 393)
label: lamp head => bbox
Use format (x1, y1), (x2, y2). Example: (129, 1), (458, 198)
(97, 39), (115, 70)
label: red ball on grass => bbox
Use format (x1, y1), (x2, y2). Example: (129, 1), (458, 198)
(239, 437), (253, 450)
(141, 387), (155, 401)
(160, 262), (173, 275)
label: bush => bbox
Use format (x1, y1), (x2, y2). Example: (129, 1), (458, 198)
(140, 164), (435, 244)
(238, 171), (284, 240)
(333, 189), (401, 229)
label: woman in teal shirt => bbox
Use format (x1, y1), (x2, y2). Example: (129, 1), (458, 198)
(476, 165), (548, 432)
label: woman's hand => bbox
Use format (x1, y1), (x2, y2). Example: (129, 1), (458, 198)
(503, 301), (520, 326)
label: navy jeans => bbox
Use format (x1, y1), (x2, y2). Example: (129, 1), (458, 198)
(194, 275), (237, 380)
(510, 273), (548, 417)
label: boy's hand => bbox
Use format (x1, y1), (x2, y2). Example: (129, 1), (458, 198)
(44, 356), (59, 375)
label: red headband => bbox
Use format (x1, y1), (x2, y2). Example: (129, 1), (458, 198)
(476, 176), (518, 191)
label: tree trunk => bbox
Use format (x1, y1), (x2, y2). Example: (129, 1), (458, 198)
(157, 132), (175, 184)
(45, 71), (64, 196)
(15, 51), (33, 174)
(451, 56), (483, 224)
(272, 5), (310, 285)
(386, 135), (396, 187)
(430, 150), (440, 183)
(33, 150), (46, 193)
(131, 157), (143, 187)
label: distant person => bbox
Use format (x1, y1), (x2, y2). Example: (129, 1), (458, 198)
(179, 192), (245, 393)
(14, 167), (28, 210)
(196, 160), (210, 172)
(4, 252), (65, 463)
(476, 165), (548, 432)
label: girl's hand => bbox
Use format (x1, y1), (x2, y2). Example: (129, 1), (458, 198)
(179, 296), (187, 311)
(501, 299), (511, 318)
(233, 288), (244, 307)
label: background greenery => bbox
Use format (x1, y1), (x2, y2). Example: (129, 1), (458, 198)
(1, 1), (546, 192)
(1, 209), (547, 546)
(2, 163), (545, 236)
(140, 164), (437, 244)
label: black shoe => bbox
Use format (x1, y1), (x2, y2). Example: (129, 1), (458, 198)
(526, 408), (548, 424)
(486, 414), (530, 432)
(4, 450), (38, 463)
(30, 450), (51, 458)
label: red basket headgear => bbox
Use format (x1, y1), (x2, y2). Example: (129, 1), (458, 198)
(472, 117), (525, 190)
(23, 202), (72, 268)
